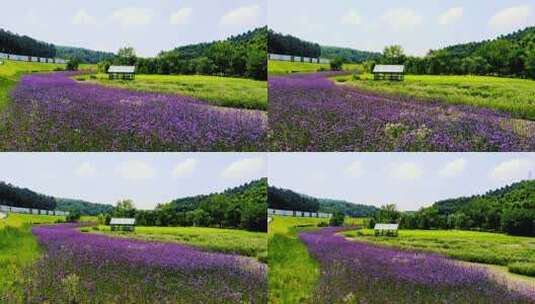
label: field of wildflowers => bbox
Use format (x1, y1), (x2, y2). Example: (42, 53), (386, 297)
(9, 224), (267, 303)
(0, 72), (267, 151)
(299, 227), (535, 304)
(268, 73), (535, 151)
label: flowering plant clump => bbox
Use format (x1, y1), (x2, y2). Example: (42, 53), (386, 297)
(268, 73), (535, 151)
(0, 72), (267, 151)
(25, 224), (267, 303)
(299, 227), (535, 304)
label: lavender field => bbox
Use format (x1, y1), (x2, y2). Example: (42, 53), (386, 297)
(15, 224), (267, 303)
(0, 72), (267, 151)
(299, 227), (535, 304)
(268, 73), (535, 152)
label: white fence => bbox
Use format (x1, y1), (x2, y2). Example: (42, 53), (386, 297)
(268, 208), (332, 218)
(0, 52), (67, 64)
(269, 53), (330, 64)
(0, 204), (69, 216)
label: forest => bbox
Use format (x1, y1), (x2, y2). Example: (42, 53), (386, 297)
(99, 27), (268, 80)
(320, 45), (381, 63)
(373, 26), (535, 79)
(0, 181), (56, 210)
(110, 178), (268, 232)
(56, 46), (115, 64)
(56, 198), (114, 216)
(0, 28), (56, 57)
(268, 186), (378, 216)
(371, 180), (535, 236)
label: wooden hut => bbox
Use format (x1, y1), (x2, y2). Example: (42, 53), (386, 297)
(110, 218), (136, 232)
(373, 65), (405, 81)
(108, 66), (136, 80)
(374, 223), (399, 236)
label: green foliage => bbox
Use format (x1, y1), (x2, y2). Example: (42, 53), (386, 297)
(320, 45), (381, 63)
(268, 30), (321, 58)
(116, 47), (137, 65)
(343, 229), (535, 277)
(501, 207), (535, 236)
(56, 198), (113, 216)
(329, 211), (345, 226)
(99, 225), (267, 261)
(129, 179), (267, 232)
(399, 180), (535, 236)
(329, 57), (344, 71)
(268, 60), (360, 75)
(0, 28), (55, 57)
(374, 204), (402, 223)
(56, 46), (115, 64)
(76, 72), (267, 110)
(336, 73), (535, 121)
(66, 211), (81, 223)
(66, 57), (80, 71)
(382, 45), (406, 64)
(509, 262), (535, 276)
(0, 181), (56, 210)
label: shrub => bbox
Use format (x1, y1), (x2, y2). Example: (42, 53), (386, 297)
(66, 57), (80, 71)
(80, 228), (90, 233)
(66, 212), (81, 223)
(329, 211), (345, 226)
(501, 208), (535, 236)
(508, 262), (535, 277)
(330, 57), (344, 71)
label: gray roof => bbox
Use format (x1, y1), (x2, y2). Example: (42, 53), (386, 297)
(110, 218), (136, 225)
(108, 66), (136, 73)
(373, 65), (405, 73)
(374, 223), (399, 230)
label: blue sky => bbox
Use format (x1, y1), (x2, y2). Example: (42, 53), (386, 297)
(0, 0), (266, 57)
(0, 153), (267, 210)
(269, 0), (534, 56)
(269, 153), (535, 211)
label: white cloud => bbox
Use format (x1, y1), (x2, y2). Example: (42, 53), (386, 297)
(72, 9), (97, 25)
(75, 162), (96, 178)
(439, 7), (464, 25)
(222, 157), (265, 179)
(220, 5), (260, 26)
(344, 161), (364, 178)
(490, 159), (535, 183)
(439, 158), (466, 178)
(341, 9), (362, 25)
(172, 158), (197, 178)
(116, 160), (156, 181)
(489, 5), (532, 30)
(170, 8), (193, 25)
(389, 162), (424, 181)
(110, 8), (153, 29)
(381, 8), (423, 31)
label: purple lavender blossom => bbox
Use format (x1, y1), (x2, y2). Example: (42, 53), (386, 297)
(268, 73), (535, 151)
(299, 227), (534, 304)
(0, 72), (267, 151)
(27, 224), (267, 303)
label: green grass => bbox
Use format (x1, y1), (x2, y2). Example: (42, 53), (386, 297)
(75, 73), (268, 110)
(333, 73), (535, 121)
(0, 213), (65, 299)
(268, 216), (325, 304)
(268, 60), (361, 75)
(342, 229), (535, 277)
(93, 225), (267, 262)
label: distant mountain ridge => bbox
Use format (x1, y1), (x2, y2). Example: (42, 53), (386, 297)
(268, 186), (378, 216)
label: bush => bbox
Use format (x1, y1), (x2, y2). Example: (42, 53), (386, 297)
(318, 222), (329, 227)
(501, 208), (535, 236)
(330, 57), (344, 71)
(80, 228), (90, 233)
(508, 262), (535, 277)
(330, 211), (345, 226)
(66, 212), (81, 223)
(66, 57), (80, 71)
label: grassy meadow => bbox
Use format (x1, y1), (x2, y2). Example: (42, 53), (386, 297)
(76, 73), (268, 110)
(0, 214), (65, 300)
(342, 229), (535, 277)
(334, 73), (535, 121)
(92, 225), (267, 262)
(268, 60), (361, 75)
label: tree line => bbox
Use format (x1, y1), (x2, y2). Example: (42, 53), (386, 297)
(367, 26), (535, 79)
(107, 178), (267, 232)
(98, 27), (267, 80)
(0, 181), (56, 210)
(56, 46), (115, 64)
(0, 28), (56, 58)
(56, 198), (114, 216)
(268, 30), (321, 58)
(369, 180), (535, 237)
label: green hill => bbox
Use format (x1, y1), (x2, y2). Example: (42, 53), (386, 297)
(56, 198), (114, 216)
